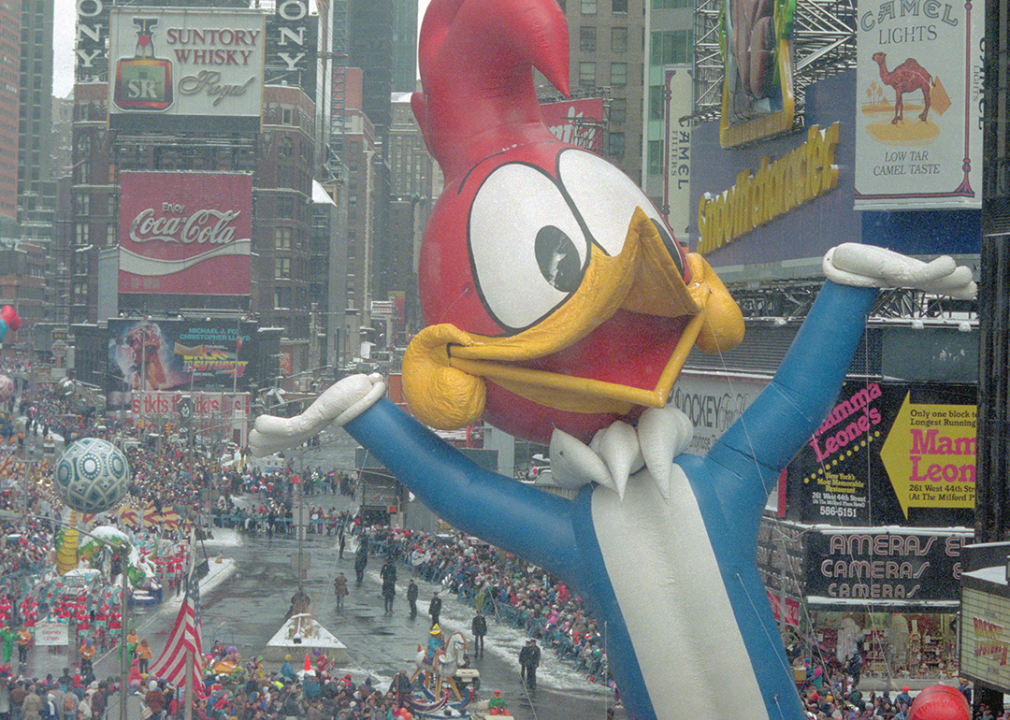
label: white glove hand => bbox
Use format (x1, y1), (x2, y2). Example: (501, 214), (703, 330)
(823, 243), (976, 300)
(249, 373), (386, 457)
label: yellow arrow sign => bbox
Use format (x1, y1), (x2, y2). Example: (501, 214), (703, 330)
(880, 391), (976, 518)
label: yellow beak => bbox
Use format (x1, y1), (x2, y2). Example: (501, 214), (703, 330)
(402, 207), (744, 430)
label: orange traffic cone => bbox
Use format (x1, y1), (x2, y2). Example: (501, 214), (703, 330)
(305, 653), (312, 673)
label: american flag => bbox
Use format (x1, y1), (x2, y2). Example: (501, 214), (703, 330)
(148, 536), (205, 698)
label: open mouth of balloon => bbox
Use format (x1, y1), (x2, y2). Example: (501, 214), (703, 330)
(447, 306), (707, 415)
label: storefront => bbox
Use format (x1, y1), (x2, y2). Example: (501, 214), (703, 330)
(759, 519), (969, 679)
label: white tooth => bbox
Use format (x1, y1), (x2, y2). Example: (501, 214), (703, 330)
(597, 421), (644, 500)
(549, 428), (617, 492)
(638, 405), (693, 499)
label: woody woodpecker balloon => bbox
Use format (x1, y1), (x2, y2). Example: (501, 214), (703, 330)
(250, 0), (977, 718)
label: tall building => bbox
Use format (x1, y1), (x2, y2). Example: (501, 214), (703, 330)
(349, 0), (393, 142)
(68, 0), (323, 373)
(387, 93), (441, 339)
(643, 0), (692, 206)
(558, 0), (646, 184)
(0, 2), (19, 236)
(391, 0), (417, 94)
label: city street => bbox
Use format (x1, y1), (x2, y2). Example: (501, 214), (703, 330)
(67, 429), (623, 720)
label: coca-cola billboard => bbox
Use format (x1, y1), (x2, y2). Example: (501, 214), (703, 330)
(119, 172), (252, 295)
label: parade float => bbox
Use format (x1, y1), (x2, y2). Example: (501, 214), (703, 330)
(249, 0), (976, 718)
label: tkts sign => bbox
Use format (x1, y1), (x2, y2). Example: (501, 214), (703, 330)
(118, 172), (252, 296)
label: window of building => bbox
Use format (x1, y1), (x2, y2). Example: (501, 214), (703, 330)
(579, 62), (596, 87)
(275, 258), (291, 279)
(651, 29), (692, 65)
(653, 0), (692, 8)
(279, 136), (293, 158)
(611, 62), (627, 86)
(611, 26), (628, 52)
(610, 97), (627, 124)
(581, 0), (597, 14)
(274, 287), (292, 308)
(649, 84), (666, 119)
(282, 108), (293, 125)
(647, 140), (664, 175)
(612, 0), (628, 12)
(275, 227), (292, 249)
(74, 223), (88, 246)
(609, 132), (626, 158)
(106, 225), (116, 247)
(580, 26), (597, 52)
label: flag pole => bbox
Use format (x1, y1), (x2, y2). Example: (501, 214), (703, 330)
(184, 526), (196, 720)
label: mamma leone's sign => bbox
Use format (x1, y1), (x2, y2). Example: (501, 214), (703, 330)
(109, 8), (265, 118)
(854, 0), (983, 209)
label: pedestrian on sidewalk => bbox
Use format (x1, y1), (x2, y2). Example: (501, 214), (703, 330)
(519, 639), (540, 690)
(354, 543), (368, 588)
(428, 592), (441, 628)
(471, 610), (487, 658)
(406, 581), (418, 620)
(380, 558), (397, 615)
(333, 573), (348, 612)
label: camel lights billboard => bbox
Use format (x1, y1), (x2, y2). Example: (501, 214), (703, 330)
(118, 172), (252, 296)
(854, 0), (983, 209)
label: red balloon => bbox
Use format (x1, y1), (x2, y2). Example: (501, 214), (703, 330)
(907, 685), (970, 720)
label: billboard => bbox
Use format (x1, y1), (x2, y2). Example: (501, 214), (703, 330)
(76, 0), (112, 83)
(961, 586), (1010, 688)
(853, 0), (983, 209)
(784, 381), (976, 527)
(664, 66), (692, 241)
(668, 371), (769, 455)
(109, 8), (265, 120)
(805, 528), (968, 604)
(107, 318), (259, 394)
(719, 0), (796, 147)
(540, 98), (605, 153)
(118, 172), (252, 296)
(265, 0), (317, 99)
(132, 391), (249, 420)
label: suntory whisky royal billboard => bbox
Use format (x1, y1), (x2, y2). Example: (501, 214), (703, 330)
(118, 171), (252, 296)
(109, 9), (266, 121)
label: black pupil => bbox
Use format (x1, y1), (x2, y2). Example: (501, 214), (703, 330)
(535, 225), (581, 293)
(651, 219), (685, 276)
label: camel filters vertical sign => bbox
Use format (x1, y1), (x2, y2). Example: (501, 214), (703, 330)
(853, 0), (983, 209)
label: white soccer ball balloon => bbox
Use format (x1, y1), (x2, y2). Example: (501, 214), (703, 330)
(0, 375), (12, 401)
(55, 438), (131, 514)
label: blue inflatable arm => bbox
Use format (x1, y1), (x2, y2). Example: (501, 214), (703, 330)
(706, 281), (878, 532)
(343, 403), (582, 580)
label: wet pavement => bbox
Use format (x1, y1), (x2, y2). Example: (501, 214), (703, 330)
(87, 428), (623, 719)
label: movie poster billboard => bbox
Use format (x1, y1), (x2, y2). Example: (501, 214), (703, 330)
(107, 318), (258, 394)
(785, 381), (976, 527)
(540, 98), (606, 153)
(664, 66), (693, 241)
(119, 172), (252, 296)
(719, 0), (796, 148)
(109, 8), (265, 120)
(853, 0), (983, 209)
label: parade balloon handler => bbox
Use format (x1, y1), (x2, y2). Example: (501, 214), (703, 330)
(250, 2), (976, 720)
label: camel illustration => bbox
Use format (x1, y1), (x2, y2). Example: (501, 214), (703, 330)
(871, 51), (932, 124)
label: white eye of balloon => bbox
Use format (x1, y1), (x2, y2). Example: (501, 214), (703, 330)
(469, 163), (589, 332)
(558, 149), (685, 276)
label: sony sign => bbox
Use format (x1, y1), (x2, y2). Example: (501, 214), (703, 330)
(265, 0), (317, 99)
(76, 0), (111, 81)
